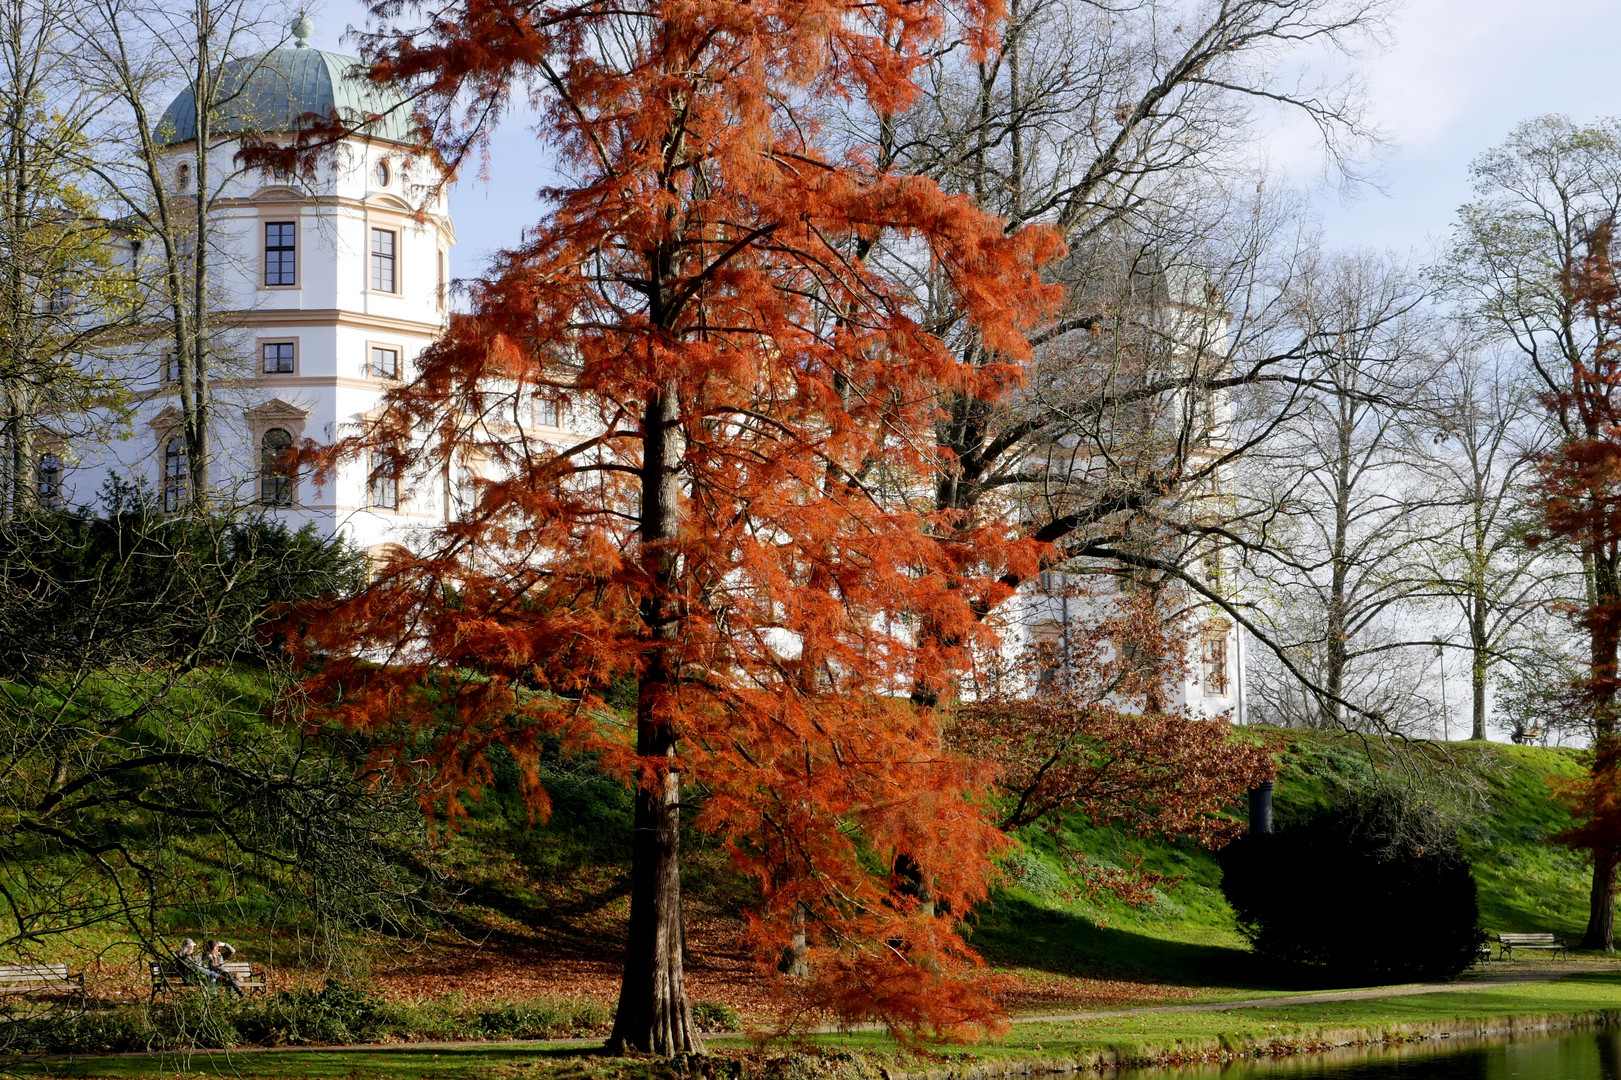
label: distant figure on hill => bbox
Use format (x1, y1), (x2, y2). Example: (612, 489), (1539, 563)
(1510, 722), (1545, 745)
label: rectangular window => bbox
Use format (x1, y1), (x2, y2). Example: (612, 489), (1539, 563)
(1202, 633), (1229, 697)
(535, 398), (560, 427)
(37, 452), (62, 509)
(265, 222), (296, 286)
(368, 451), (399, 510)
(262, 341), (295, 374)
(370, 346), (399, 379)
(369, 228), (396, 292)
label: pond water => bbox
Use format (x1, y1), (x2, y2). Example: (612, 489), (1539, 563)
(1115, 1029), (1621, 1080)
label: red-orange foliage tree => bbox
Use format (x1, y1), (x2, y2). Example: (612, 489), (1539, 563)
(1531, 219), (1621, 951)
(290, 0), (1061, 1054)
(951, 581), (1274, 889)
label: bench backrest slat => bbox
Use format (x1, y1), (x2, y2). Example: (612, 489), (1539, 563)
(151, 961), (261, 980)
(1499, 933), (1559, 943)
(0, 964), (70, 978)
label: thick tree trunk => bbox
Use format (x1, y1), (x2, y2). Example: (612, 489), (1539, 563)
(609, 385), (702, 1056)
(1584, 852), (1617, 952)
(609, 733), (702, 1053)
(1584, 554), (1621, 951)
(777, 901), (809, 977)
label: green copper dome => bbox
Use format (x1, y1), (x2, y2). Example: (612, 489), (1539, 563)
(156, 33), (415, 147)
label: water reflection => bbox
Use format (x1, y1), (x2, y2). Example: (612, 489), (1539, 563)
(1111, 1028), (1621, 1079)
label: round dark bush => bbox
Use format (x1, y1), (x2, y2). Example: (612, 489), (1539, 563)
(1220, 787), (1484, 983)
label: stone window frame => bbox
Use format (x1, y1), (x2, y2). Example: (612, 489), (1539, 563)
(147, 407), (187, 512)
(1201, 620), (1232, 697)
(260, 213), (302, 291)
(368, 226), (398, 294)
(259, 427), (297, 507)
(367, 447), (400, 511)
(243, 399), (310, 507)
(366, 339), (403, 381)
(258, 336), (299, 375)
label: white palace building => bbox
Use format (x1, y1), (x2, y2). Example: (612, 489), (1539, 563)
(56, 21), (1242, 720)
(64, 21), (500, 558)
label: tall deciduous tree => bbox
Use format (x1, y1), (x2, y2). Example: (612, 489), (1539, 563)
(76, 0), (281, 507)
(1238, 252), (1443, 731)
(1445, 116), (1621, 945)
(849, 0), (1390, 614)
(291, 0), (1060, 1054)
(1422, 341), (1560, 742)
(0, 0), (129, 517)
(1528, 220), (1621, 952)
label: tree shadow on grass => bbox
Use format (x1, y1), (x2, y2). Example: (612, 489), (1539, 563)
(969, 892), (1279, 991)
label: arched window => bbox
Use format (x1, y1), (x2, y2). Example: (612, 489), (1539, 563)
(259, 427), (295, 506)
(37, 452), (62, 508)
(162, 436), (187, 512)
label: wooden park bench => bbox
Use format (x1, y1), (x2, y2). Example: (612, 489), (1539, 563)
(0, 963), (85, 998)
(1496, 932), (1570, 960)
(149, 960), (267, 999)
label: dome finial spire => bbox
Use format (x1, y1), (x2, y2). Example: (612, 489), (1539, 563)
(290, 11), (313, 47)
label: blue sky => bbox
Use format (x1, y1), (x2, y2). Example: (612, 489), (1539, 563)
(306, 0), (1621, 279)
(1286, 0), (1621, 255)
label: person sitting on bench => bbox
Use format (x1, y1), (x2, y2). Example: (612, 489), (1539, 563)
(202, 940), (244, 997)
(176, 939), (218, 989)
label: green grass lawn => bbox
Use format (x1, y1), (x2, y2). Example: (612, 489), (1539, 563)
(30, 971), (1621, 1079)
(863, 970), (1621, 1062)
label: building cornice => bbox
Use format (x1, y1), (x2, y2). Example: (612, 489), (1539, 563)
(215, 193), (456, 244)
(231, 307), (446, 335)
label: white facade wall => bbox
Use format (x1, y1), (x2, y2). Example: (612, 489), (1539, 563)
(65, 131), (473, 558)
(993, 268), (1246, 722)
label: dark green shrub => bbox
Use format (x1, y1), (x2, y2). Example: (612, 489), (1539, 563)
(691, 1000), (741, 1032)
(1220, 787), (1485, 983)
(245, 981), (402, 1045)
(0, 986), (615, 1055)
(474, 999), (611, 1039)
(2, 1007), (151, 1054)
(0, 492), (366, 676)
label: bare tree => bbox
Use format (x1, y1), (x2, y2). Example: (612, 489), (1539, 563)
(1421, 340), (1566, 741)
(831, 0), (1398, 722)
(1236, 252), (1444, 731)
(1441, 115), (1621, 951)
(74, 0), (285, 507)
(0, 0), (130, 518)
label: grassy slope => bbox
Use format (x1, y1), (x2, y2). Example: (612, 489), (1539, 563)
(5, 671), (1598, 1002)
(969, 731), (1592, 989)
